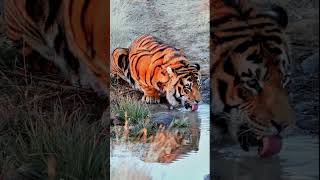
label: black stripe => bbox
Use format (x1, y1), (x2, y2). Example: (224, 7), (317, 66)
(223, 57), (235, 76)
(173, 91), (182, 104)
(133, 57), (141, 79)
(247, 50), (263, 64)
(233, 40), (257, 53)
(218, 80), (228, 104)
(221, 26), (250, 32)
(68, 0), (75, 41)
(14, 1), (47, 45)
(262, 35), (282, 44)
(265, 28), (282, 33)
(7, 23), (21, 34)
(26, 0), (44, 23)
(217, 34), (248, 43)
(140, 36), (151, 47)
(64, 46), (80, 73)
(81, 0), (91, 54)
(127, 72), (135, 87)
(53, 26), (64, 53)
(267, 47), (283, 55)
(211, 15), (241, 28)
(89, 31), (96, 57)
(45, 0), (62, 31)
(263, 67), (269, 80)
(249, 22), (275, 29)
(241, 69), (253, 77)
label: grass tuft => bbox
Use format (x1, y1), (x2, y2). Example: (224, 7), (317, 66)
(111, 96), (150, 125)
(0, 64), (109, 179)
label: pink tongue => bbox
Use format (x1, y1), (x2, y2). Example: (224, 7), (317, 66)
(191, 104), (198, 111)
(258, 135), (282, 158)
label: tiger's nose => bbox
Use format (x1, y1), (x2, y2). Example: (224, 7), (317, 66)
(271, 120), (289, 133)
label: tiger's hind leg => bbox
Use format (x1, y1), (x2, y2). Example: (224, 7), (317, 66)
(141, 86), (161, 104)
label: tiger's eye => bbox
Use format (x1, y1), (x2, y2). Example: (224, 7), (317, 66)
(238, 86), (254, 100)
(247, 79), (261, 92)
(184, 87), (191, 93)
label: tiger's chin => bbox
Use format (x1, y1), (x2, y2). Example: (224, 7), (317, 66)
(166, 93), (199, 111)
(214, 113), (283, 157)
(237, 125), (283, 158)
(184, 102), (199, 111)
(168, 102), (199, 111)
(238, 135), (283, 158)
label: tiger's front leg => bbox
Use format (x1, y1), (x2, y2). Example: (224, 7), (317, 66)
(141, 86), (161, 104)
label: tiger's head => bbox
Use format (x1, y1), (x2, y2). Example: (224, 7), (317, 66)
(165, 63), (201, 111)
(211, 1), (295, 157)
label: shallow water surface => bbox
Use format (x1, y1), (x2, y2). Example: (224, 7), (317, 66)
(111, 104), (210, 180)
(214, 134), (319, 180)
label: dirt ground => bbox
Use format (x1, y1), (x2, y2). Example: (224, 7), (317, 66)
(110, 0), (210, 76)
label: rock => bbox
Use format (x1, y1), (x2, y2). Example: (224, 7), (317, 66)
(151, 112), (175, 128)
(201, 77), (210, 104)
(302, 52), (319, 74)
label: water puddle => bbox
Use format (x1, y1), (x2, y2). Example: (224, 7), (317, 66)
(213, 135), (319, 180)
(110, 104), (210, 180)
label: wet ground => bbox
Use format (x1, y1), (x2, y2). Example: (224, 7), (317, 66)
(110, 104), (210, 180)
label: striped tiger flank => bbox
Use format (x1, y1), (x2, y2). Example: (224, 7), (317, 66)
(62, 0), (109, 94)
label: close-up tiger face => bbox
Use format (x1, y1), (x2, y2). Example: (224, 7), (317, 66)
(112, 34), (202, 111)
(165, 64), (201, 110)
(211, 0), (295, 157)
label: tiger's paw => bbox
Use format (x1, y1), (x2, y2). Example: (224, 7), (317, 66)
(142, 96), (160, 104)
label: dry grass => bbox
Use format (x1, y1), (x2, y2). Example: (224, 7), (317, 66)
(0, 61), (109, 179)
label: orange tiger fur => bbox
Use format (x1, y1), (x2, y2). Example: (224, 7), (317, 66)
(4, 0), (109, 95)
(112, 34), (201, 110)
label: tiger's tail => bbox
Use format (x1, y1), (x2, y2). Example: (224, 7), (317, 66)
(111, 48), (132, 83)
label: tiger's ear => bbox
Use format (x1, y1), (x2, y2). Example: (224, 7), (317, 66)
(167, 67), (174, 76)
(224, 0), (241, 6)
(263, 5), (288, 28)
(190, 63), (200, 70)
(224, 0), (246, 8)
(194, 63), (200, 70)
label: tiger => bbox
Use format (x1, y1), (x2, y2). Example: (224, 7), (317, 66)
(211, 0), (295, 157)
(112, 34), (201, 111)
(4, 0), (109, 95)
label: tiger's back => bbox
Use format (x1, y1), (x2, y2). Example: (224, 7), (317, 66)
(128, 35), (189, 90)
